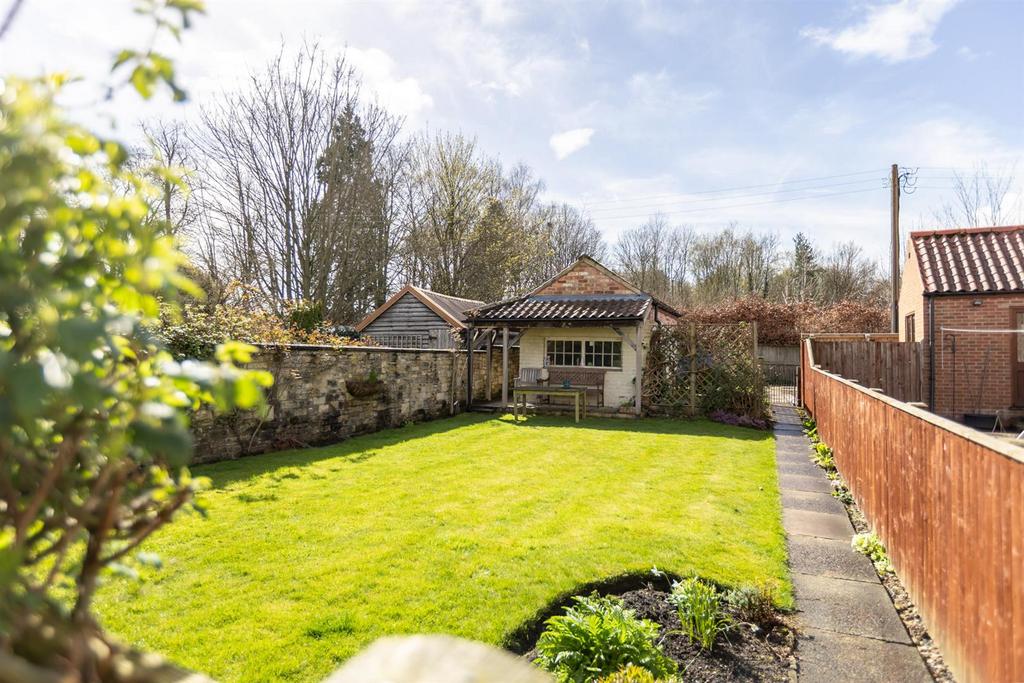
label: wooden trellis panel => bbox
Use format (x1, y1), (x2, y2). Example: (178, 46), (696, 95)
(643, 322), (764, 418)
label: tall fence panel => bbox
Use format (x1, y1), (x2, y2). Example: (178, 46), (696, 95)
(809, 339), (924, 403)
(801, 340), (1024, 683)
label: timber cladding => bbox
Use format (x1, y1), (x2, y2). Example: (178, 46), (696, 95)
(801, 340), (1024, 683)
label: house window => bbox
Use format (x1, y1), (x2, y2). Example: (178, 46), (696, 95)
(586, 340), (622, 368)
(905, 313), (916, 342)
(546, 339), (622, 368)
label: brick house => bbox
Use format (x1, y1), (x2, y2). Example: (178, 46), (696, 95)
(898, 225), (1024, 421)
(465, 256), (679, 414)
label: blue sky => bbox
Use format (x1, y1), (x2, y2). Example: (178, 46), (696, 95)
(4, 0), (1023, 260)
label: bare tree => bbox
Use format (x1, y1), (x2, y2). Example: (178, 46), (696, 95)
(933, 163), (1018, 228)
(816, 242), (885, 306)
(535, 202), (606, 281)
(614, 214), (692, 304)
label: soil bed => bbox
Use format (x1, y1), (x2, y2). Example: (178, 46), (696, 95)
(521, 582), (796, 682)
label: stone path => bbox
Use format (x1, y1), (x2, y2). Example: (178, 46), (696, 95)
(773, 406), (933, 682)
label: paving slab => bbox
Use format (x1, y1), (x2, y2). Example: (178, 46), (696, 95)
(787, 535), (878, 582)
(783, 508), (853, 539)
(796, 628), (932, 683)
(777, 458), (823, 478)
(781, 488), (847, 515)
(792, 573), (912, 643)
(778, 472), (834, 494)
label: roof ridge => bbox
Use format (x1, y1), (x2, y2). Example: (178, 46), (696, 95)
(910, 224), (1024, 238)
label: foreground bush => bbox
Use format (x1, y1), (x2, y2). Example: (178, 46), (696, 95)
(534, 595), (677, 683)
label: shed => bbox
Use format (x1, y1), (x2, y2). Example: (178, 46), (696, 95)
(355, 285), (484, 349)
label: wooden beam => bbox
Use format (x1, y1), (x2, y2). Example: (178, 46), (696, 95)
(485, 330), (493, 401)
(611, 326), (637, 351)
(501, 326), (510, 407)
(634, 322), (643, 415)
(466, 325), (474, 408)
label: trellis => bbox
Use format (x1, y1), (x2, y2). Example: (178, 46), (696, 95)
(643, 321), (766, 418)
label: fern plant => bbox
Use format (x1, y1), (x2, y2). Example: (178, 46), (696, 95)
(668, 578), (731, 650)
(534, 595), (677, 683)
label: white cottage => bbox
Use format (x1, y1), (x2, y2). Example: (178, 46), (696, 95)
(465, 256), (680, 415)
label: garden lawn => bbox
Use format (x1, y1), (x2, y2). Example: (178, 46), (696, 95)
(95, 413), (787, 682)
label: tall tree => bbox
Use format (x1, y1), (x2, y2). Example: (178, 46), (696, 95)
(933, 163), (1018, 228)
(614, 214), (692, 304)
(535, 202), (606, 280)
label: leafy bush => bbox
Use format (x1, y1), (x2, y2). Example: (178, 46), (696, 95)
(684, 297), (888, 346)
(287, 299), (325, 332)
(852, 532), (894, 575)
(0, 75), (273, 678)
(157, 301), (367, 359)
(668, 578), (731, 650)
(723, 582), (779, 627)
(534, 595), (677, 683)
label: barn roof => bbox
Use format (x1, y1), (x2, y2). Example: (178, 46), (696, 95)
(354, 285), (484, 332)
(910, 225), (1024, 295)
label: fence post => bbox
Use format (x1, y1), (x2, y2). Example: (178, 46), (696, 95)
(688, 322), (697, 416)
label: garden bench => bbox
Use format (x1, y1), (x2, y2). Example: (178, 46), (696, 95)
(547, 368), (605, 407)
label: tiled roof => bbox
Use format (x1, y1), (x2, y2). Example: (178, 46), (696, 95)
(911, 226), (1024, 294)
(413, 287), (483, 323)
(468, 294), (651, 323)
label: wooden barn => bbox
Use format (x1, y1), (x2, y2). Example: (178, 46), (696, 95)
(355, 285), (483, 349)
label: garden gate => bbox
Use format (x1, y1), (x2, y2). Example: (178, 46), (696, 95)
(643, 322), (766, 419)
(762, 362), (799, 406)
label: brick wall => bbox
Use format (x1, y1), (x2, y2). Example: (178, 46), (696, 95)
(191, 344), (513, 464)
(537, 261), (636, 296)
(928, 293), (1024, 417)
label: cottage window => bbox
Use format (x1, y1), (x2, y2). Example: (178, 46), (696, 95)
(905, 313), (916, 342)
(546, 339), (622, 368)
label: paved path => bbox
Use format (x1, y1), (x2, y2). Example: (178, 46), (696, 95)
(773, 405), (933, 682)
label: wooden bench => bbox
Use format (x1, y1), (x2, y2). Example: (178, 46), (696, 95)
(547, 368), (605, 407)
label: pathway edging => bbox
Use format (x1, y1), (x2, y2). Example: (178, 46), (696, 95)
(773, 406), (933, 683)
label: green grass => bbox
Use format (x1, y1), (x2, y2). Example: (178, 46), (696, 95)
(95, 414), (787, 682)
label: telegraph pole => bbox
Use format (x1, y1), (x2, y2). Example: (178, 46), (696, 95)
(890, 163), (900, 334)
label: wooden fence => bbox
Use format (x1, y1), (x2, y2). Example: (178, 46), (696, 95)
(801, 340), (1024, 683)
(809, 338), (924, 403)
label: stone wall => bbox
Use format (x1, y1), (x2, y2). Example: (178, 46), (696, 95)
(191, 344), (514, 464)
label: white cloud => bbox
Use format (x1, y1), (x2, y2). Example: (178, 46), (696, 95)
(801, 0), (960, 62)
(549, 128), (595, 160)
(347, 47), (433, 120)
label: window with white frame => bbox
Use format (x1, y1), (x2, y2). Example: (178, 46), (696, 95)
(546, 339), (622, 368)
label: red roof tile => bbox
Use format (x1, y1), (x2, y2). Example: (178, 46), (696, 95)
(467, 295), (651, 324)
(911, 225), (1024, 295)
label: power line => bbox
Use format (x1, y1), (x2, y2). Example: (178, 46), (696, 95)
(591, 186), (884, 221)
(576, 168), (887, 207)
(584, 177), (889, 216)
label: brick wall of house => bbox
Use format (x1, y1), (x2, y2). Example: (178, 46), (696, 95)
(190, 344), (512, 464)
(537, 261), (637, 296)
(897, 243), (925, 343)
(928, 293), (1024, 418)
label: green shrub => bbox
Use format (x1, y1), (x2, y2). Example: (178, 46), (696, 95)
(723, 581), (779, 627)
(534, 595), (677, 683)
(852, 532), (894, 575)
(668, 578), (731, 650)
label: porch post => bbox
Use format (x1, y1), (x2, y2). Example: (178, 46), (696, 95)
(501, 325), (510, 407)
(485, 329), (493, 401)
(466, 324), (474, 408)
(634, 322), (644, 415)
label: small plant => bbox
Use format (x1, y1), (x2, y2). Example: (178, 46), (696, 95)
(830, 479), (855, 505)
(598, 663), (682, 683)
(811, 442), (835, 470)
(852, 532), (894, 575)
(534, 595), (677, 683)
(668, 577), (731, 650)
(346, 369), (384, 398)
(723, 581), (779, 627)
